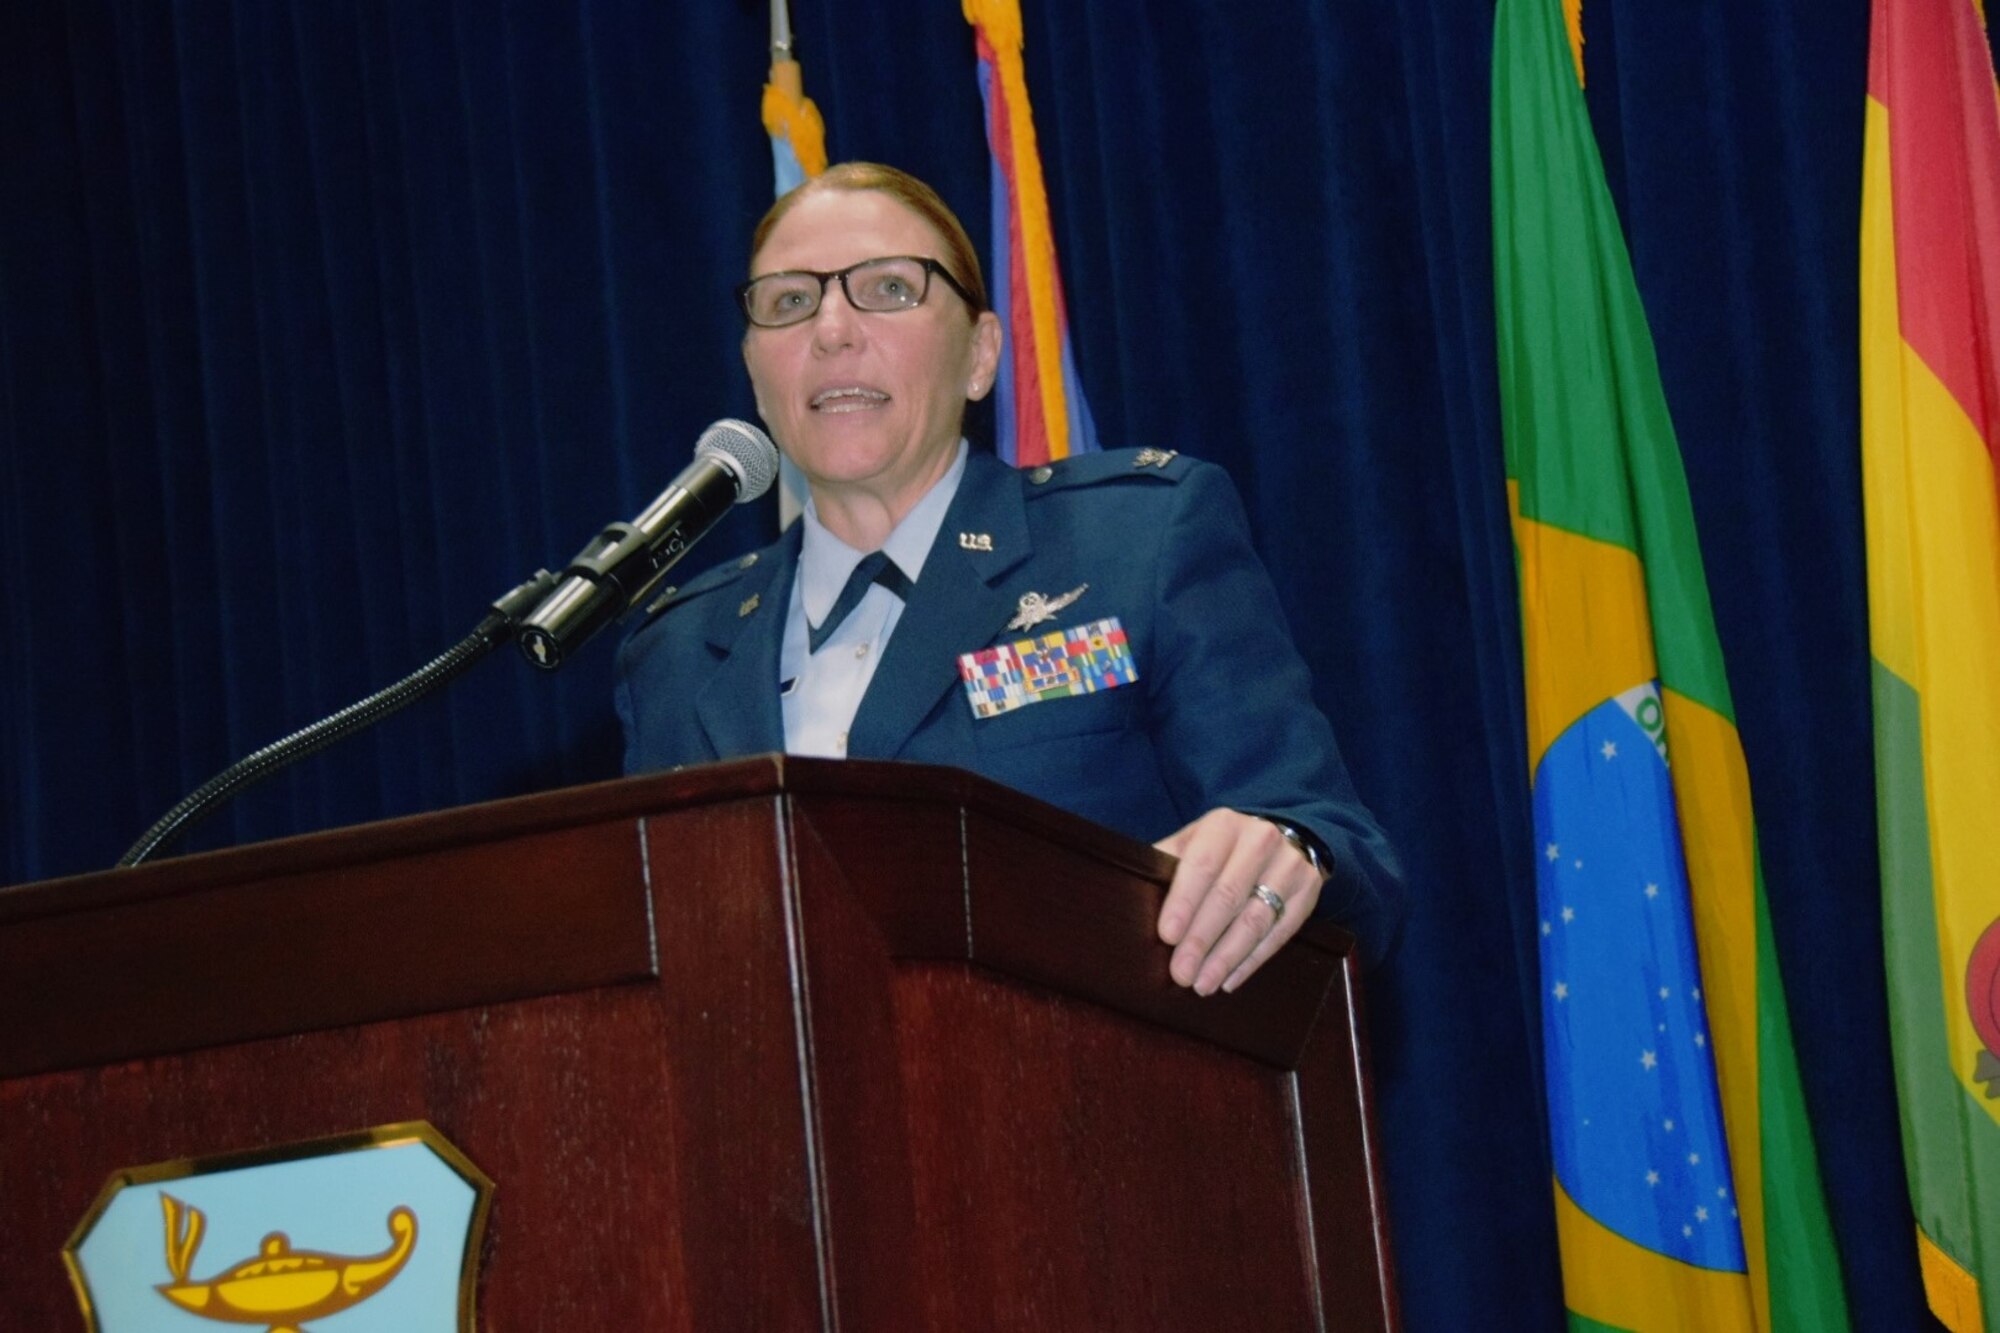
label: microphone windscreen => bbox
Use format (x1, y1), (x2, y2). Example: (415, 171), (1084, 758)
(695, 419), (780, 503)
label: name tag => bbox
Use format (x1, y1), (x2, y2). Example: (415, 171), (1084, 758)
(957, 616), (1138, 720)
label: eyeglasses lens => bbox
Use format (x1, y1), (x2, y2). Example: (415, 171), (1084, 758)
(744, 258), (932, 327)
(844, 258), (928, 312)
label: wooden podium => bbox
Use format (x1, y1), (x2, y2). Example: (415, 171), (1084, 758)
(0, 757), (1397, 1330)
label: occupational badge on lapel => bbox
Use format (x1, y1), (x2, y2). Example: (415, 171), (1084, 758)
(1007, 584), (1087, 632)
(957, 616), (1138, 720)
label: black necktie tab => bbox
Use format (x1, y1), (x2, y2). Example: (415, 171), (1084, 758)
(809, 551), (912, 653)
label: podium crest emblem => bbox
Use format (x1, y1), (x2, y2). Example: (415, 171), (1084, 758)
(65, 1122), (491, 1333)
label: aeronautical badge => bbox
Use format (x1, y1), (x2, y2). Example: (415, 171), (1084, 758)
(65, 1122), (492, 1332)
(1007, 584), (1087, 632)
(957, 616), (1137, 720)
(1132, 448), (1178, 468)
(1970, 914), (2000, 1097)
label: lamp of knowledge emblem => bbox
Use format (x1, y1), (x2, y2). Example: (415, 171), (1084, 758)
(154, 1193), (415, 1330)
(65, 1122), (490, 1333)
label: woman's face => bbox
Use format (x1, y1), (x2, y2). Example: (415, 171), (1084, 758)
(743, 188), (1000, 509)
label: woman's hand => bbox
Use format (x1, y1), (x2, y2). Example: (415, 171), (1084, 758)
(1153, 809), (1327, 995)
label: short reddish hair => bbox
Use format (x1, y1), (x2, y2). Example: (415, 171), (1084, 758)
(749, 162), (988, 315)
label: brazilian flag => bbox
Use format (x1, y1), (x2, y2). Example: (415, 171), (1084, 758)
(1492, 0), (1851, 1328)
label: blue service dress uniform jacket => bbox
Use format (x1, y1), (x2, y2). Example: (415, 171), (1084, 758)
(614, 447), (1404, 965)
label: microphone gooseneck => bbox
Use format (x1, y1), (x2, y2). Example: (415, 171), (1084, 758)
(117, 419), (780, 868)
(117, 571), (560, 868)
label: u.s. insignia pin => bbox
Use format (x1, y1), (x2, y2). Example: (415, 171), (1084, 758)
(65, 1122), (492, 1333)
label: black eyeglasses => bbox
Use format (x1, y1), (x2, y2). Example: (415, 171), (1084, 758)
(737, 255), (980, 328)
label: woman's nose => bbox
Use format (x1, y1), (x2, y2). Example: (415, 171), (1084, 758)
(809, 280), (862, 351)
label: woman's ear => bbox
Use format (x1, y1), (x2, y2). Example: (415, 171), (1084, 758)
(967, 310), (1003, 400)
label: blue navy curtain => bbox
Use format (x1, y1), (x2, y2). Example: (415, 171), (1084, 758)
(0, 1), (1929, 1326)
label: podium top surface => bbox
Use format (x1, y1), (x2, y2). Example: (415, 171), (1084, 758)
(1, 757), (1355, 1078)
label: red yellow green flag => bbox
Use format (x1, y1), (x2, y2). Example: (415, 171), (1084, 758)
(1861, 1), (2000, 1328)
(1494, 0), (1852, 1327)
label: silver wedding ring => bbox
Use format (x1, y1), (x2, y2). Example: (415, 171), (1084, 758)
(1251, 883), (1286, 924)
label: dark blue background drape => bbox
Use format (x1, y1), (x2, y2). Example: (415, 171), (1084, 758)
(0, 0), (1938, 1326)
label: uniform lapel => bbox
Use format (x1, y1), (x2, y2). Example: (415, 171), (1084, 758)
(849, 452), (1032, 759)
(694, 530), (798, 759)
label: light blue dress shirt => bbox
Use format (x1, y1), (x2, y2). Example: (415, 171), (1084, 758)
(780, 440), (969, 757)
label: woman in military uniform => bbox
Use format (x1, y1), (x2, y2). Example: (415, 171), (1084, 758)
(616, 162), (1402, 986)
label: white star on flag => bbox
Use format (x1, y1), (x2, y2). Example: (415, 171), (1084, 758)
(1696, 1206), (1709, 1222)
(1640, 1050), (1658, 1070)
(1601, 740), (1618, 759)
(1546, 843), (1560, 861)
(1562, 906), (1575, 923)
(1646, 1170), (1660, 1186)
(1644, 882), (1659, 899)
(1553, 982), (1569, 1000)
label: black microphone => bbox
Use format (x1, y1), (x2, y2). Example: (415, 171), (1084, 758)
(518, 419), (780, 670)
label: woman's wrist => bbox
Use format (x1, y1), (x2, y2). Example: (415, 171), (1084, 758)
(1255, 815), (1330, 884)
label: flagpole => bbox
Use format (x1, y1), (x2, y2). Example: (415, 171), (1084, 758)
(763, 0), (821, 525)
(770, 0), (792, 61)
(769, 0), (805, 109)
